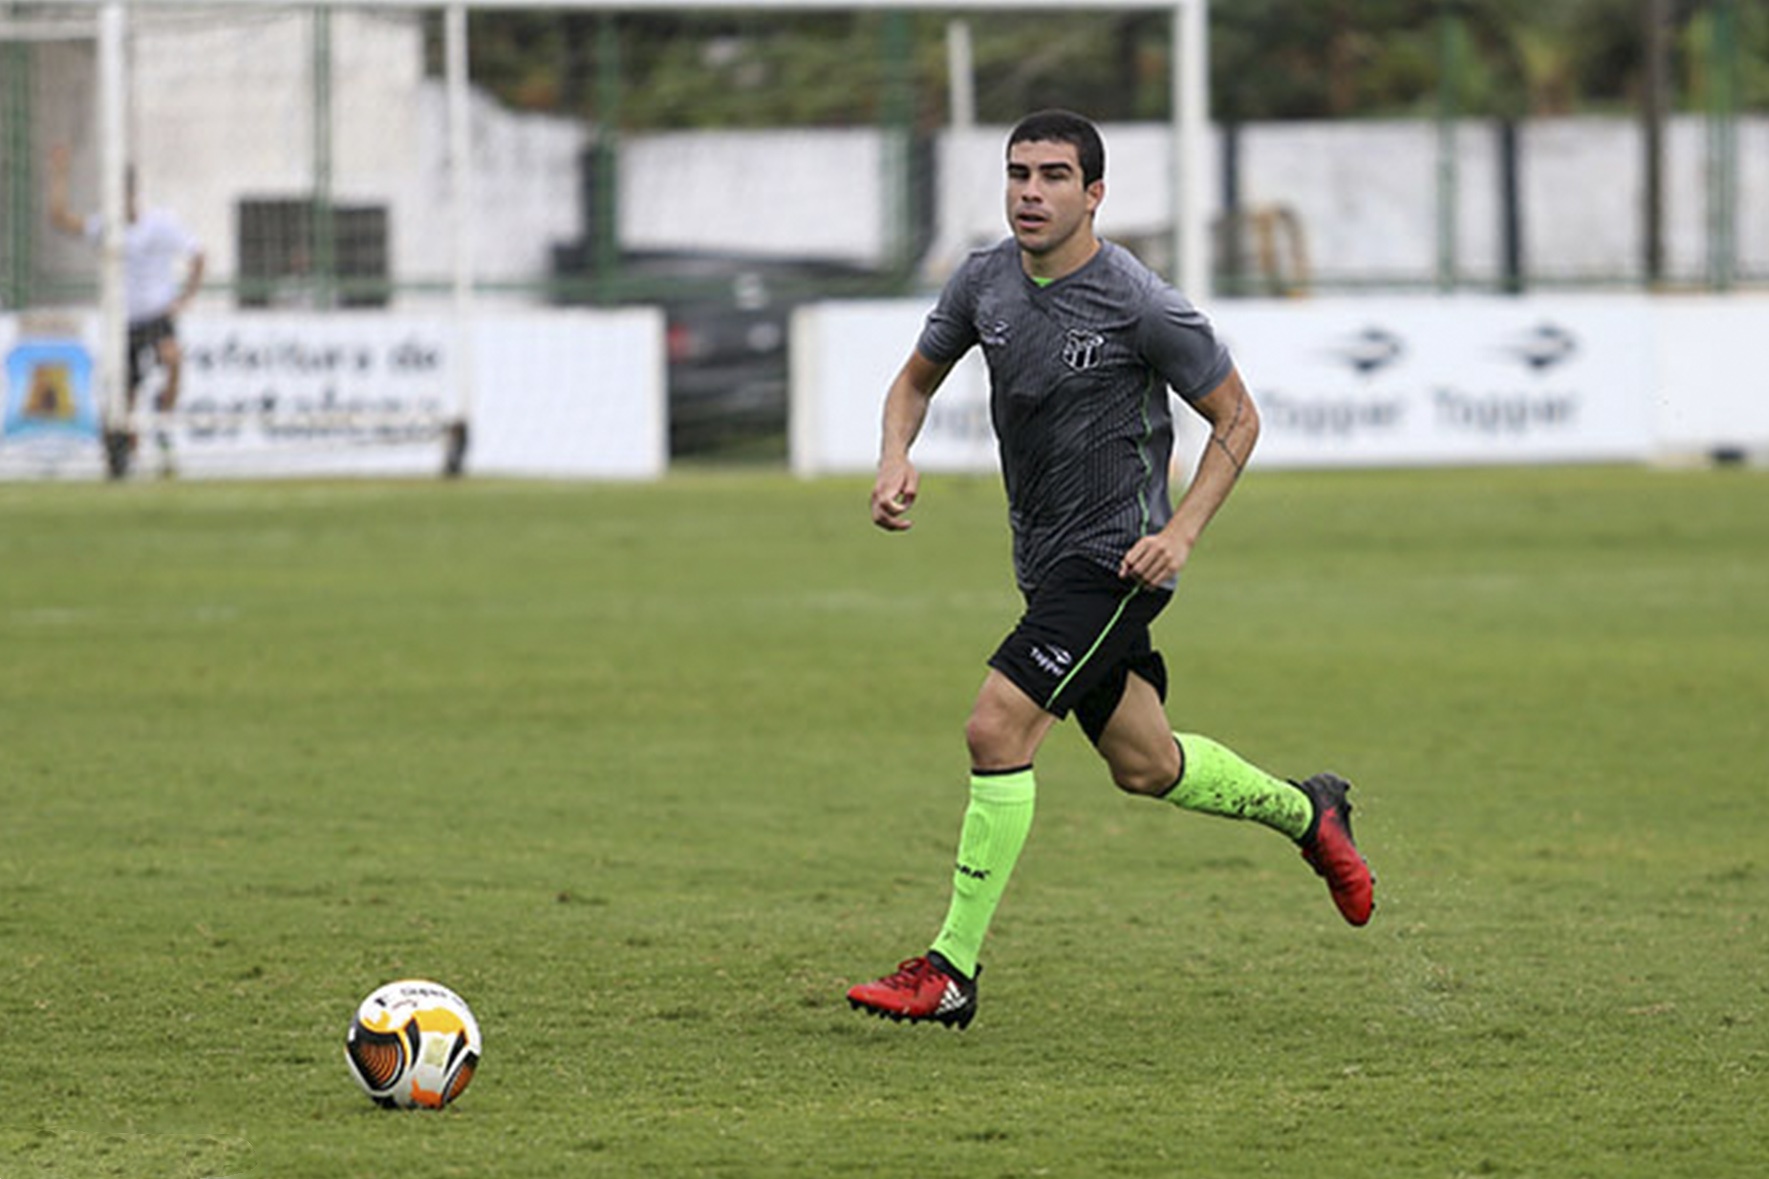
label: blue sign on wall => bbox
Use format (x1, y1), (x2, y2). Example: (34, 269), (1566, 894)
(4, 340), (99, 440)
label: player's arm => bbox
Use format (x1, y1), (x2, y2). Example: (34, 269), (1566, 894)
(45, 145), (88, 238)
(1119, 366), (1259, 587)
(871, 349), (955, 532)
(174, 247), (207, 314)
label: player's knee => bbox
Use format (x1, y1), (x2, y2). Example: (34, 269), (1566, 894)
(964, 709), (1007, 765)
(963, 695), (1035, 768)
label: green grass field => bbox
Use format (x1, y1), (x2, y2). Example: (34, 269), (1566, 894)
(2, 465), (1765, 1177)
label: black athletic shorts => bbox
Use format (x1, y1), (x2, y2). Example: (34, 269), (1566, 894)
(127, 314), (176, 392)
(986, 557), (1171, 746)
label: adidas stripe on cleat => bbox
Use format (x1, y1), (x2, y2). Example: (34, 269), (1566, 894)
(846, 952), (978, 1029)
(1295, 772), (1376, 926)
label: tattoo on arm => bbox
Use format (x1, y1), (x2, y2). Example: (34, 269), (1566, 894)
(1208, 388), (1248, 476)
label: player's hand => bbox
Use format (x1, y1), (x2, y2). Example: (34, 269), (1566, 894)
(1119, 532), (1190, 588)
(871, 457), (920, 532)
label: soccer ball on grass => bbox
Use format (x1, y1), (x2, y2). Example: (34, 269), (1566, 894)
(344, 979), (482, 1109)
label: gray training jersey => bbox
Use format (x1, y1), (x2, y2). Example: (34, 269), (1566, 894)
(917, 238), (1233, 593)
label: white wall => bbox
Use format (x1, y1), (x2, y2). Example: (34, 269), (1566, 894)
(929, 116), (1765, 287)
(621, 130), (888, 265)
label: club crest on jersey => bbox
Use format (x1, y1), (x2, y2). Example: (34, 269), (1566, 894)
(1062, 328), (1106, 372)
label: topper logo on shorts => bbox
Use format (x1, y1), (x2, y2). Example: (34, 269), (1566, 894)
(1029, 644), (1073, 677)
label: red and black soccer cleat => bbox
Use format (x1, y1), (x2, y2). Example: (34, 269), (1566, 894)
(847, 952), (978, 1029)
(1295, 773), (1375, 926)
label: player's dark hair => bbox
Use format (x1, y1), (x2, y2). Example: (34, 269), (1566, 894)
(1008, 110), (1105, 187)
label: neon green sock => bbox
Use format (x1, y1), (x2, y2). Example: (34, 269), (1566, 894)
(1165, 733), (1312, 840)
(928, 768), (1036, 979)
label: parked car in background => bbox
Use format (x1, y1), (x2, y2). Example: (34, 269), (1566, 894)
(552, 247), (893, 459)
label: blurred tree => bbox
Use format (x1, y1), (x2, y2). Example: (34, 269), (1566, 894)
(1214, 0), (1441, 120)
(440, 1), (1767, 129)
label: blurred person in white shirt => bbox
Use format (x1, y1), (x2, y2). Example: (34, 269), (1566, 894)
(49, 145), (204, 474)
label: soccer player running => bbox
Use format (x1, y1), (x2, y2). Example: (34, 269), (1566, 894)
(48, 145), (205, 477)
(847, 110), (1373, 1030)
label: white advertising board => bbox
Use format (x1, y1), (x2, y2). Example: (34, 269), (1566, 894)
(467, 309), (666, 480)
(1212, 295), (1657, 468)
(1648, 296), (1769, 458)
(0, 309), (665, 480)
(790, 300), (992, 478)
(791, 294), (1669, 475)
(175, 312), (464, 478)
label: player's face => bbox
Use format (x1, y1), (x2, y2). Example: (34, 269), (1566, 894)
(1006, 139), (1103, 272)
